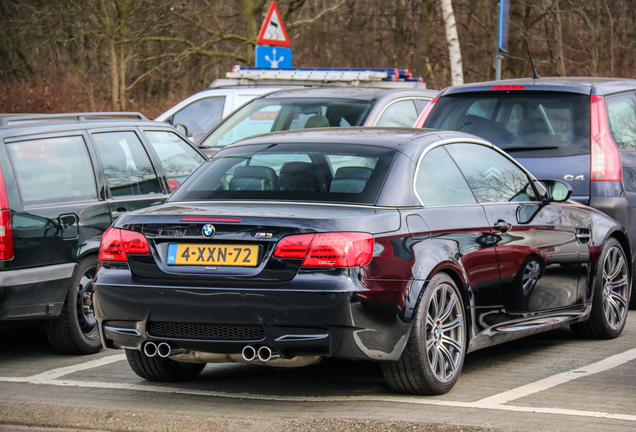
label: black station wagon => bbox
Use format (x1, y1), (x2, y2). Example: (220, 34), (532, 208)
(0, 113), (206, 354)
(94, 128), (630, 395)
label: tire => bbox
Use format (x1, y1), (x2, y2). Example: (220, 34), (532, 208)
(125, 349), (205, 382)
(571, 238), (630, 339)
(382, 273), (466, 395)
(44, 255), (102, 354)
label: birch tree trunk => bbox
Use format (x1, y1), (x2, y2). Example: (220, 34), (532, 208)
(439, 0), (463, 85)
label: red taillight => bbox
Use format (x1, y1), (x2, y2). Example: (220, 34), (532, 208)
(590, 95), (622, 181)
(0, 164), (13, 261)
(492, 85), (525, 90)
(99, 228), (150, 262)
(168, 178), (180, 193)
(413, 97), (439, 128)
(273, 234), (315, 259)
(273, 232), (374, 267)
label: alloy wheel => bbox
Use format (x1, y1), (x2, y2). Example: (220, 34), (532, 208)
(601, 245), (629, 330)
(425, 283), (465, 384)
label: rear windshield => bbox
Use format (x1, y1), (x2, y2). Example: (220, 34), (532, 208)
(198, 98), (373, 149)
(424, 92), (591, 158)
(169, 143), (396, 205)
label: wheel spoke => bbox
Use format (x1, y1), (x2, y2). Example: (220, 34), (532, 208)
(429, 345), (439, 372)
(437, 343), (458, 380)
(607, 254), (625, 281)
(441, 334), (463, 352)
(438, 293), (458, 323)
(436, 287), (448, 320)
(609, 291), (628, 310)
(440, 315), (463, 333)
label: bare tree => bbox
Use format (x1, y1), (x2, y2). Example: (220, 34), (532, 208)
(439, 0), (463, 85)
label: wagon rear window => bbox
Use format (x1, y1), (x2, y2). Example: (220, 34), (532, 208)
(169, 143), (396, 205)
(424, 92), (591, 158)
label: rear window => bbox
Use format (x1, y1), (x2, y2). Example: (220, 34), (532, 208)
(169, 143), (396, 205)
(424, 92), (591, 158)
(198, 98), (373, 149)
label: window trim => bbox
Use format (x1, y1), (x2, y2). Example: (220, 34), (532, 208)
(413, 138), (541, 207)
(373, 97), (420, 128)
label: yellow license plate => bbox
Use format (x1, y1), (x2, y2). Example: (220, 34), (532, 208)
(166, 244), (259, 267)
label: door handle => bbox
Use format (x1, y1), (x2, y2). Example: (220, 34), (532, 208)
(493, 219), (512, 233)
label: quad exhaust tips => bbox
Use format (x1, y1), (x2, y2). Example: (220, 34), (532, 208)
(143, 342), (172, 358)
(241, 345), (280, 362)
(143, 342), (317, 367)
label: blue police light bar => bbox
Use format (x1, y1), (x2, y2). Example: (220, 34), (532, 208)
(235, 66), (422, 82)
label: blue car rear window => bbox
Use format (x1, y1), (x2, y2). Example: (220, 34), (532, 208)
(425, 92), (591, 158)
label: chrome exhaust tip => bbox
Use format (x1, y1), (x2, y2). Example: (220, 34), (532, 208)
(257, 346), (279, 362)
(143, 342), (157, 357)
(157, 342), (171, 358)
(241, 345), (257, 362)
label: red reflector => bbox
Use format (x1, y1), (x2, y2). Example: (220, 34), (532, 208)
(180, 217), (242, 223)
(99, 228), (150, 262)
(273, 234), (315, 259)
(492, 85), (525, 90)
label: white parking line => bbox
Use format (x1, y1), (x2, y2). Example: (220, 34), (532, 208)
(1, 349), (635, 422)
(471, 347), (636, 406)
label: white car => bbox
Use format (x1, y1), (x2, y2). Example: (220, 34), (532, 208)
(155, 86), (284, 141)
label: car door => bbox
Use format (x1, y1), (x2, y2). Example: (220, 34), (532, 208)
(5, 132), (111, 270)
(141, 129), (207, 192)
(446, 143), (585, 314)
(412, 145), (501, 312)
(90, 130), (168, 219)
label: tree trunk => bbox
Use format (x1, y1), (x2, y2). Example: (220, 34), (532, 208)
(439, 0), (463, 85)
(552, 0), (566, 76)
(415, 1), (433, 81)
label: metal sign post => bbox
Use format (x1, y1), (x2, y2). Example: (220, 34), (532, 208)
(496, 0), (510, 80)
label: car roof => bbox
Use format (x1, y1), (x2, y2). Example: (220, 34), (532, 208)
(0, 112), (177, 135)
(260, 86), (438, 100)
(222, 127), (493, 160)
(440, 77), (636, 96)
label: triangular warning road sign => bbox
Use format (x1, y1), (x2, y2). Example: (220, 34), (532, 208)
(256, 1), (291, 47)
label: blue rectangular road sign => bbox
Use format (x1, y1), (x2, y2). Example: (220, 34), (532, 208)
(498, 0), (510, 52)
(255, 46), (292, 69)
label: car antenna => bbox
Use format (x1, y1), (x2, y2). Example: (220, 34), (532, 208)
(525, 38), (541, 80)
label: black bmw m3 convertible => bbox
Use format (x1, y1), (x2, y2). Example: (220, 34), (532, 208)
(94, 128), (632, 395)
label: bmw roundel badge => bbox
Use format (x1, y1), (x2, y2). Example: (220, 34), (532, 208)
(202, 224), (216, 238)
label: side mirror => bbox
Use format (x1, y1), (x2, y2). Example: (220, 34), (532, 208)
(539, 179), (573, 202)
(174, 124), (188, 136)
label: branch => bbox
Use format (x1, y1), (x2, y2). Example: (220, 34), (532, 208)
(287, 0), (347, 29)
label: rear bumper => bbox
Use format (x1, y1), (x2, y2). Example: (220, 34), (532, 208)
(94, 273), (412, 361)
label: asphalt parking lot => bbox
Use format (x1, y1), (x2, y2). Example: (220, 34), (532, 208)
(1, 312), (635, 432)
